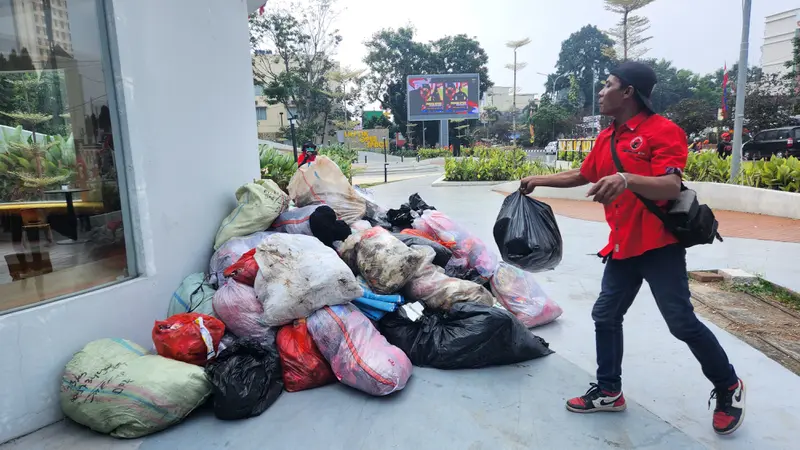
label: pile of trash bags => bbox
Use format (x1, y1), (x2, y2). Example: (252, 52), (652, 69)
(59, 155), (564, 438)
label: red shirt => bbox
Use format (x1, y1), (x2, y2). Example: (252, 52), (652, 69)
(580, 112), (687, 260)
(298, 152), (317, 166)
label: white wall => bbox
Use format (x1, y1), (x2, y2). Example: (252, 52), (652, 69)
(0, 0), (258, 443)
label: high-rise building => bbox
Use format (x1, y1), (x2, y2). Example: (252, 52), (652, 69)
(761, 8), (800, 76)
(7, 0), (73, 67)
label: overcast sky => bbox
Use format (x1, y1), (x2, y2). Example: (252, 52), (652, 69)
(317, 0), (798, 95)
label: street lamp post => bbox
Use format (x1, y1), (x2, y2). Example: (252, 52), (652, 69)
(506, 38), (531, 147)
(731, 0), (752, 183)
(287, 114), (298, 162)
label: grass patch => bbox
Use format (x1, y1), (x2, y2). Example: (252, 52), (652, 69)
(726, 278), (800, 311)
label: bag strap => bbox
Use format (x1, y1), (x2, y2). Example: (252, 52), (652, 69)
(609, 131), (676, 229)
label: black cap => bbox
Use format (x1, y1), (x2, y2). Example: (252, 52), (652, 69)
(610, 61), (657, 113)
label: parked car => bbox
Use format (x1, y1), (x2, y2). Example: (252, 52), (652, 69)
(544, 141), (558, 155)
(742, 126), (800, 160)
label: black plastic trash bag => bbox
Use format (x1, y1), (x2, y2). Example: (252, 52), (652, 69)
(309, 205), (351, 247)
(493, 191), (563, 272)
(393, 233), (452, 268)
(379, 303), (553, 369)
(387, 193), (436, 230)
(205, 338), (284, 420)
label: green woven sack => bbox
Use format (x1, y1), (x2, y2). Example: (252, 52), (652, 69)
(213, 180), (289, 250)
(168, 273), (216, 318)
(60, 338), (211, 438)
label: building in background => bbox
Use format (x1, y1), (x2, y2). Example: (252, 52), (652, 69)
(252, 49), (341, 142)
(482, 85), (539, 112)
(7, 0), (74, 67)
(762, 8), (800, 76)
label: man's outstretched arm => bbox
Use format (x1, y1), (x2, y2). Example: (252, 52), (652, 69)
(520, 169), (590, 194)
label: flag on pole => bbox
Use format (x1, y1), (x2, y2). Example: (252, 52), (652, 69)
(721, 63), (729, 119)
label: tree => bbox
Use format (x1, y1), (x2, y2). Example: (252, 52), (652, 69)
(250, 0), (343, 143)
(363, 113), (392, 130)
(530, 95), (575, 146)
(363, 27), (492, 147)
(605, 0), (656, 60)
(734, 73), (794, 133)
(549, 25), (615, 111)
(785, 37), (800, 111)
(665, 98), (717, 136)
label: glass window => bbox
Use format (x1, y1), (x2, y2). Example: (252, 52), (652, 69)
(761, 131), (778, 141)
(775, 129), (792, 140)
(0, 0), (133, 314)
(256, 106), (267, 121)
(794, 129), (800, 140)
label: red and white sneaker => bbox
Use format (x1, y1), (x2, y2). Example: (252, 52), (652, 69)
(566, 383), (627, 413)
(710, 378), (746, 435)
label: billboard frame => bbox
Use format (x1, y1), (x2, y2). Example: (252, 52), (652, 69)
(406, 73), (481, 122)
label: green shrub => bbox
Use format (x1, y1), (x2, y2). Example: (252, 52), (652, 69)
(418, 147), (452, 159)
(444, 148), (558, 181)
(684, 152), (800, 193)
(318, 143), (359, 181)
(259, 145), (296, 191)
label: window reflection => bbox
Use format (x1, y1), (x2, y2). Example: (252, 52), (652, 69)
(0, 0), (130, 313)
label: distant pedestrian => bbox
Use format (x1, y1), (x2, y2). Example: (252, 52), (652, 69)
(717, 133), (733, 159)
(519, 61), (745, 436)
(298, 142), (317, 167)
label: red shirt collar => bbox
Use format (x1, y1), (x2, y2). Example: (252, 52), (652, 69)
(608, 111), (651, 133)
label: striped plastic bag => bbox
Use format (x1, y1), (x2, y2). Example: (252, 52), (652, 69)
(307, 304), (411, 396)
(60, 338), (211, 438)
(167, 273), (216, 318)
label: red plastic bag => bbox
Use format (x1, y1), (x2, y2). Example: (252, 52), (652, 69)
(223, 249), (259, 286)
(276, 319), (336, 392)
(153, 313), (225, 366)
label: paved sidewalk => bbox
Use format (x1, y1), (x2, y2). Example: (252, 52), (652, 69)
(5, 175), (799, 449)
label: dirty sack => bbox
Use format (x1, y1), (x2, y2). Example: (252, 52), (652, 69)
(168, 272), (216, 318)
(209, 231), (273, 287)
(213, 279), (271, 339)
(338, 227), (428, 294)
(413, 210), (498, 283)
(270, 205), (321, 235)
(60, 338), (211, 438)
(379, 302), (554, 369)
(393, 233), (452, 268)
(254, 233), (361, 326)
(387, 193), (436, 230)
(213, 180), (288, 251)
(493, 191), (563, 272)
(223, 249), (259, 286)
(287, 156), (366, 224)
(205, 337), (283, 420)
(491, 263), (563, 328)
(404, 262), (494, 310)
(276, 319), (336, 392)
(152, 313), (226, 366)
(307, 304), (412, 396)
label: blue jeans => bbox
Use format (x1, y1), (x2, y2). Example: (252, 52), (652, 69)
(593, 244), (737, 393)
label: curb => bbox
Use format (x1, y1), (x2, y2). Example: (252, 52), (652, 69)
(431, 175), (510, 187)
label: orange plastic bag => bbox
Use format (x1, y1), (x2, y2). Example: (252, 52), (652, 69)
(276, 319), (336, 392)
(223, 248), (259, 286)
(153, 313), (225, 366)
(401, 228), (456, 249)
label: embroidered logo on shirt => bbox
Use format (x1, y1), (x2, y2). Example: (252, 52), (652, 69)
(630, 136), (644, 150)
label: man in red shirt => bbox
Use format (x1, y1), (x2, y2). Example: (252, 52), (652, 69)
(520, 61), (744, 435)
